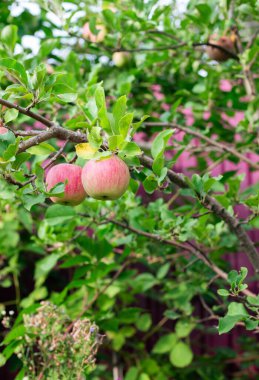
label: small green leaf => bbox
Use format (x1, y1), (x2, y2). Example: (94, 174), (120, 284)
(247, 295), (259, 306)
(56, 93), (77, 103)
(113, 95), (127, 133)
(245, 318), (258, 331)
(217, 289), (230, 297)
(45, 204), (76, 226)
(175, 320), (194, 338)
(218, 315), (241, 334)
(143, 175), (158, 194)
(119, 112), (134, 138)
(136, 314), (152, 332)
(157, 263), (170, 279)
(88, 126), (103, 148)
(121, 142), (142, 157)
(27, 142), (56, 156)
(95, 85), (106, 109)
(1, 25), (18, 52)
(35, 253), (61, 287)
(3, 325), (25, 345)
(152, 333), (178, 354)
(108, 135), (124, 151)
(0, 354), (6, 367)
(22, 192), (45, 211)
(151, 129), (174, 159)
(4, 109), (19, 123)
(125, 367), (139, 380)
(169, 342), (193, 368)
(0, 58), (28, 87)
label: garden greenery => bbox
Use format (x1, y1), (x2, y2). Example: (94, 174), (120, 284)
(0, 0), (258, 379)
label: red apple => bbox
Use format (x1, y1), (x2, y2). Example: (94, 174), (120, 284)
(206, 35), (235, 62)
(46, 163), (86, 205)
(81, 156), (130, 200)
(0, 127), (8, 134)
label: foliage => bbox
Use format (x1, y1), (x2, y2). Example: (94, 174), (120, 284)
(2, 302), (102, 379)
(0, 0), (258, 379)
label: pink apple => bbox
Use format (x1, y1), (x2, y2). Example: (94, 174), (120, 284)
(81, 156), (130, 200)
(82, 22), (107, 43)
(0, 127), (8, 134)
(46, 163), (86, 205)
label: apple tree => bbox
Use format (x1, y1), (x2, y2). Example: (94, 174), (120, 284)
(0, 0), (258, 379)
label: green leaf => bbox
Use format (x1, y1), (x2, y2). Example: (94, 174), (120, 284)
(27, 142), (56, 156)
(4, 109), (19, 123)
(218, 315), (241, 334)
(139, 374), (151, 380)
(152, 333), (178, 354)
(245, 318), (258, 331)
(15, 368), (25, 380)
(12, 152), (31, 170)
(217, 289), (230, 297)
(175, 320), (194, 338)
(45, 204), (76, 226)
(95, 85), (106, 109)
(157, 263), (170, 279)
(38, 39), (57, 59)
(125, 367), (139, 380)
(227, 302), (248, 317)
(136, 314), (152, 332)
(169, 342), (193, 368)
(227, 270), (239, 284)
(95, 86), (111, 132)
(143, 175), (158, 194)
(132, 273), (158, 292)
(247, 295), (259, 306)
(151, 129), (174, 159)
(152, 153), (164, 177)
(35, 253), (61, 287)
(0, 58), (28, 87)
(108, 135), (124, 151)
(3, 140), (19, 161)
(22, 192), (45, 211)
(218, 302), (248, 334)
(119, 112), (134, 138)
(121, 142), (142, 157)
(0, 354), (6, 367)
(113, 95), (127, 133)
(196, 3), (212, 22)
(132, 115), (149, 133)
(88, 126), (103, 148)
(56, 93), (77, 103)
(3, 325), (25, 345)
(1, 25), (18, 52)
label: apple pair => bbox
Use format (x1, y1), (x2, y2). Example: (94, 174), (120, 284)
(46, 156), (130, 205)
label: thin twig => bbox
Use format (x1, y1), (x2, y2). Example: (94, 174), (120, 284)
(145, 122), (259, 170)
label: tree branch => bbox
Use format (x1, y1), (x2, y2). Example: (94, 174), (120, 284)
(102, 216), (255, 297)
(139, 154), (259, 273)
(145, 122), (259, 170)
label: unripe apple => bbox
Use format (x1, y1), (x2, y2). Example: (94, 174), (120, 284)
(112, 52), (130, 67)
(0, 127), (8, 134)
(81, 156), (130, 200)
(82, 22), (107, 43)
(46, 163), (86, 205)
(206, 35), (235, 62)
